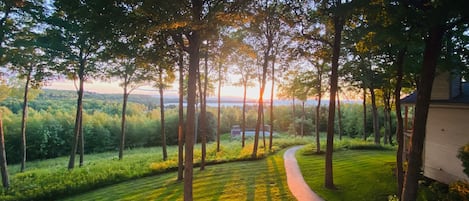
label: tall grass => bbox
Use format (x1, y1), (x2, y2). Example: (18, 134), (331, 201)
(0, 134), (311, 201)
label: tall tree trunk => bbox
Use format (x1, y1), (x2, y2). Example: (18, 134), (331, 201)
(252, 34), (271, 159)
(119, 84), (129, 160)
(401, 25), (445, 201)
(269, 55), (276, 150)
(395, 48), (406, 198)
(20, 71), (31, 172)
(242, 82), (247, 147)
(262, 107), (266, 148)
(184, 36), (200, 201)
(217, 62), (222, 152)
(315, 95), (321, 153)
(199, 49), (208, 171)
(0, 115), (9, 190)
(159, 69), (167, 161)
(301, 101), (305, 137)
(292, 97), (296, 136)
(184, 1), (202, 199)
(370, 86), (380, 145)
(383, 92), (391, 145)
(68, 62), (85, 170)
(177, 50), (184, 181)
(387, 107), (393, 145)
(325, 14), (344, 190)
(337, 91), (342, 140)
(79, 109), (84, 167)
(363, 87), (367, 141)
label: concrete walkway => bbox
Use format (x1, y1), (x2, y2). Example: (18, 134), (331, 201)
(284, 146), (324, 201)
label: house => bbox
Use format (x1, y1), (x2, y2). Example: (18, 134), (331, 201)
(401, 70), (469, 184)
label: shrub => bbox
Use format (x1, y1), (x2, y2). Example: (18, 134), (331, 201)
(449, 180), (469, 201)
(458, 143), (469, 177)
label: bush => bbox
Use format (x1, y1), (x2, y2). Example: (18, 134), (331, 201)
(458, 143), (469, 177)
(449, 180), (469, 201)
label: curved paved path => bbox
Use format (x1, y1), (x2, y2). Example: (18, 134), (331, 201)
(284, 146), (324, 201)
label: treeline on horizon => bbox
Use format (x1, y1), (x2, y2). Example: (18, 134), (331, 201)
(0, 89), (391, 164)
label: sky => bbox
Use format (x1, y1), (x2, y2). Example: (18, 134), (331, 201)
(43, 79), (275, 100)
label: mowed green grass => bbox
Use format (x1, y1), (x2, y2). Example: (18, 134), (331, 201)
(297, 148), (397, 201)
(61, 150), (296, 201)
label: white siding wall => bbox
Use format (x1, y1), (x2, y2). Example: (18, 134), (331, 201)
(424, 106), (469, 184)
(431, 71), (450, 100)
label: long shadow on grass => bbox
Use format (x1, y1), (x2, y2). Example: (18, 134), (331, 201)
(268, 156), (289, 200)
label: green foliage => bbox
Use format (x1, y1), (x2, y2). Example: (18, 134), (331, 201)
(458, 143), (469, 178)
(449, 180), (469, 201)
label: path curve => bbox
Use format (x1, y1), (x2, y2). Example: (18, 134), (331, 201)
(284, 146), (324, 201)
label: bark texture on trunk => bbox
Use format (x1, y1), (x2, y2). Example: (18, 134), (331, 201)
(0, 116), (9, 190)
(119, 86), (129, 160)
(20, 72), (31, 172)
(159, 69), (167, 161)
(395, 48), (406, 198)
(325, 14), (344, 190)
(401, 25), (445, 201)
(370, 87), (380, 145)
(184, 1), (202, 195)
(177, 51), (184, 181)
(68, 61), (85, 170)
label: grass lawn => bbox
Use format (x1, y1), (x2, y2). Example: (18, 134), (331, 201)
(296, 147), (397, 201)
(61, 150), (296, 201)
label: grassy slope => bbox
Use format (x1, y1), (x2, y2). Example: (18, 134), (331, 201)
(61, 150), (296, 201)
(296, 148), (397, 201)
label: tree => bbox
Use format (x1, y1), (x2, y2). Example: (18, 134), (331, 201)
(0, 113), (8, 190)
(401, 1), (469, 200)
(156, 62), (174, 161)
(231, 40), (257, 147)
(42, 0), (117, 169)
(6, 32), (50, 172)
(317, 0), (349, 189)
(246, 0), (282, 159)
(106, 57), (148, 160)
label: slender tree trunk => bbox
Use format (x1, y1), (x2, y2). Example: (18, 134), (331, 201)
(242, 82), (247, 147)
(20, 71), (31, 172)
(199, 49), (208, 171)
(388, 107), (393, 145)
(252, 54), (269, 158)
(177, 51), (184, 181)
(119, 84), (129, 160)
(383, 105), (388, 145)
(159, 69), (167, 161)
(383, 93), (391, 145)
(262, 107), (266, 149)
(325, 14), (344, 190)
(337, 91), (342, 140)
(363, 87), (367, 141)
(292, 97), (296, 136)
(316, 95), (321, 153)
(79, 109), (84, 167)
(217, 62), (222, 152)
(269, 55), (275, 150)
(0, 115), (9, 190)
(184, 1), (202, 199)
(401, 25), (445, 201)
(370, 86), (380, 145)
(395, 48), (406, 198)
(301, 101), (305, 137)
(68, 64), (85, 170)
